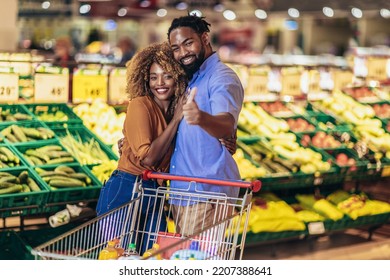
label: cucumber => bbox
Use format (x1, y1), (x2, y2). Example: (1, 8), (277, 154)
(0, 184), (23, 194)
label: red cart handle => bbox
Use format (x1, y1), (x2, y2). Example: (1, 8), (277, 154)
(142, 170), (261, 193)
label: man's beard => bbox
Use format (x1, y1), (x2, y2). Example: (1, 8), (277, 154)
(181, 47), (205, 79)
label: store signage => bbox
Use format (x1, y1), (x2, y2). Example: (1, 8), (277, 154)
(331, 69), (353, 92)
(366, 57), (388, 81)
(34, 72), (69, 103)
(109, 68), (127, 105)
(244, 65), (272, 102)
(280, 67), (302, 97)
(0, 72), (19, 102)
(72, 69), (108, 104)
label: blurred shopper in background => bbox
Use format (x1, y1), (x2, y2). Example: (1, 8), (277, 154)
(52, 36), (77, 72)
(117, 36), (137, 66)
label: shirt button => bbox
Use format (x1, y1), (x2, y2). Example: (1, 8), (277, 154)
(172, 165), (175, 169)
(174, 148), (177, 151)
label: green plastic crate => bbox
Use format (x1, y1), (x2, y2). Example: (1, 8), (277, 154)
(12, 139), (78, 167)
(0, 167), (50, 218)
(34, 163), (102, 212)
(23, 103), (83, 127)
(0, 120), (56, 145)
(0, 230), (34, 260)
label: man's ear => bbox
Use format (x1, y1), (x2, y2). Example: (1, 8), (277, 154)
(201, 32), (210, 45)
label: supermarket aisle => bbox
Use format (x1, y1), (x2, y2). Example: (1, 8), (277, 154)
(241, 225), (390, 260)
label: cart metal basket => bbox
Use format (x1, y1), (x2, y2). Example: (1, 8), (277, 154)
(31, 171), (261, 260)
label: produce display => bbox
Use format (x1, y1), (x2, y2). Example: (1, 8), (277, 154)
(72, 100), (125, 146)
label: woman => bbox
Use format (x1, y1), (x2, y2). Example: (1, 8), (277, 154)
(95, 42), (187, 253)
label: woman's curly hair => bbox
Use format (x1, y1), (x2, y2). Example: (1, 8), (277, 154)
(125, 41), (187, 116)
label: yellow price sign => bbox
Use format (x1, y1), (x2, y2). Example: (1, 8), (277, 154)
(34, 73), (69, 103)
(0, 73), (19, 102)
(109, 68), (127, 105)
(72, 72), (108, 103)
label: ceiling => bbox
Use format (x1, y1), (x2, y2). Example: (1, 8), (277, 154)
(82, 0), (390, 18)
(18, 0), (390, 19)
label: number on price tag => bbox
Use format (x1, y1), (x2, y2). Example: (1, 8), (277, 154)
(109, 68), (127, 104)
(34, 73), (69, 103)
(0, 73), (19, 102)
(73, 72), (108, 103)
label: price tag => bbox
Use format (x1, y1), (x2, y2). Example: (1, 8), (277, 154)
(72, 70), (108, 103)
(34, 73), (69, 103)
(0, 73), (19, 102)
(308, 222), (325, 235)
(280, 69), (302, 96)
(332, 69), (353, 92)
(109, 68), (127, 105)
(9, 61), (32, 76)
(366, 57), (388, 81)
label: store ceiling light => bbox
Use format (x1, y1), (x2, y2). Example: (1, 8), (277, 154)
(351, 7), (363, 18)
(288, 8), (300, 18)
(156, 8), (168, 17)
(41, 1), (50, 9)
(190, 10), (202, 17)
(117, 7), (127, 17)
(255, 9), (267, 20)
(79, 4), (91, 14)
(139, 0), (151, 8)
(380, 8), (390, 18)
(213, 3), (225, 12)
(322, 7), (334, 17)
(176, 2), (188, 10)
(223, 10), (236, 21)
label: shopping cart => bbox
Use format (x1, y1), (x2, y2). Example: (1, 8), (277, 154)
(31, 170), (261, 260)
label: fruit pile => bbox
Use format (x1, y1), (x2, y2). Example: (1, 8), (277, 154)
(285, 117), (315, 132)
(371, 103), (390, 119)
(300, 131), (342, 148)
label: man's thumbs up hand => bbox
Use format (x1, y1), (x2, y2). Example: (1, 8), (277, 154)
(183, 87), (201, 125)
(186, 87), (197, 104)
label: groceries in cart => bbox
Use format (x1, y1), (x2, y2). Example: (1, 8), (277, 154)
(31, 171), (261, 260)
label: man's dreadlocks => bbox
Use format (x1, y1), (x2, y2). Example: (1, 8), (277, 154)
(167, 13), (211, 39)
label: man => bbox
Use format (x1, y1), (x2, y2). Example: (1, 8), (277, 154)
(167, 14), (244, 236)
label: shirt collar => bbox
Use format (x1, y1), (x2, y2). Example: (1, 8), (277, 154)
(190, 52), (218, 83)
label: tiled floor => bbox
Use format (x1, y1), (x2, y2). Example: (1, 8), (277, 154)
(241, 225), (390, 260)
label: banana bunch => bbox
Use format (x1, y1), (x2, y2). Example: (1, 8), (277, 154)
(1, 124), (55, 143)
(337, 193), (390, 220)
(248, 199), (306, 233)
(233, 148), (268, 179)
(91, 160), (118, 183)
(239, 102), (292, 139)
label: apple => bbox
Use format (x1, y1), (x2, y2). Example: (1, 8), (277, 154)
(336, 153), (348, 165)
